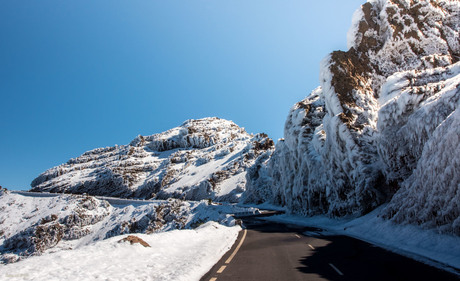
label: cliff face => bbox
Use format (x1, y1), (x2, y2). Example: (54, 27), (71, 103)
(245, 0), (460, 230)
(31, 117), (274, 202)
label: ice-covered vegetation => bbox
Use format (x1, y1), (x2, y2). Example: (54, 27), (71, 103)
(31, 117), (274, 203)
(245, 0), (460, 234)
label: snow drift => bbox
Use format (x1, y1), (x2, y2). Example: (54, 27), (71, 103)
(31, 117), (274, 202)
(245, 0), (460, 234)
(0, 189), (241, 264)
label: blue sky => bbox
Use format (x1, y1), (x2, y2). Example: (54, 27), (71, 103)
(1, 0), (364, 190)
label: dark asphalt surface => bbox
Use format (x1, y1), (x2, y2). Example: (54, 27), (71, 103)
(201, 217), (460, 281)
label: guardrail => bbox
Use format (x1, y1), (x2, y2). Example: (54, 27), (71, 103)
(10, 191), (285, 217)
(11, 190), (61, 198)
(10, 190), (166, 206)
(233, 210), (285, 218)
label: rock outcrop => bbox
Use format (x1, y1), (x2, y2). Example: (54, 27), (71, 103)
(118, 235), (151, 247)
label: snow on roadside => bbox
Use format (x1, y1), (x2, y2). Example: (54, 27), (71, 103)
(263, 206), (460, 272)
(0, 190), (251, 265)
(0, 222), (240, 281)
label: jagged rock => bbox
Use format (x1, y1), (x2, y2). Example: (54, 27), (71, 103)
(30, 117), (274, 202)
(118, 235), (150, 247)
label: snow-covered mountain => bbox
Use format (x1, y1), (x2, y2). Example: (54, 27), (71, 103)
(245, 0), (459, 233)
(2, 0), (460, 274)
(31, 117), (274, 203)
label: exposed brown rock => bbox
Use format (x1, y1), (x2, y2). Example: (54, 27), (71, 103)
(330, 49), (372, 106)
(118, 235), (151, 247)
(357, 2), (382, 52)
(329, 48), (374, 130)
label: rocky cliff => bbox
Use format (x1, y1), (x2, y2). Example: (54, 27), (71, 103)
(31, 117), (274, 202)
(245, 0), (459, 233)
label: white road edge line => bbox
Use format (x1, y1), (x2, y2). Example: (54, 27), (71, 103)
(225, 229), (247, 264)
(308, 244), (315, 250)
(294, 234), (301, 239)
(329, 263), (344, 276)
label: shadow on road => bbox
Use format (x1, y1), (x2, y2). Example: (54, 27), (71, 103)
(297, 235), (460, 281)
(243, 217), (459, 281)
(202, 217), (459, 281)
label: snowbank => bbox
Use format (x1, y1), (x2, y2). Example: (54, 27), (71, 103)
(0, 222), (240, 281)
(0, 191), (243, 264)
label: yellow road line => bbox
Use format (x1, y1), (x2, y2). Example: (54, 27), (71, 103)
(209, 278), (217, 281)
(225, 229), (247, 264)
(217, 265), (227, 274)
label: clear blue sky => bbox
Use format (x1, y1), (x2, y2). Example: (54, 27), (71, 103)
(1, 0), (365, 190)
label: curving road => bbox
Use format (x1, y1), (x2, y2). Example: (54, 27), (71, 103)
(201, 217), (459, 281)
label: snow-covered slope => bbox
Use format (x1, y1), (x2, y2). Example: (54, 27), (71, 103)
(245, 0), (460, 232)
(31, 117), (274, 202)
(0, 189), (241, 264)
(0, 221), (240, 281)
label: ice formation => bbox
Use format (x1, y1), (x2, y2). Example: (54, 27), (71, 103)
(246, 0), (460, 233)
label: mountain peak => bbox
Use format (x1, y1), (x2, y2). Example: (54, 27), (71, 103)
(31, 117), (274, 202)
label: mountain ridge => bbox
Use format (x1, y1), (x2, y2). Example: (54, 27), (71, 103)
(31, 117), (274, 203)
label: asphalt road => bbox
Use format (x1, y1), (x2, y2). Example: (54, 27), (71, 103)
(201, 217), (459, 281)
